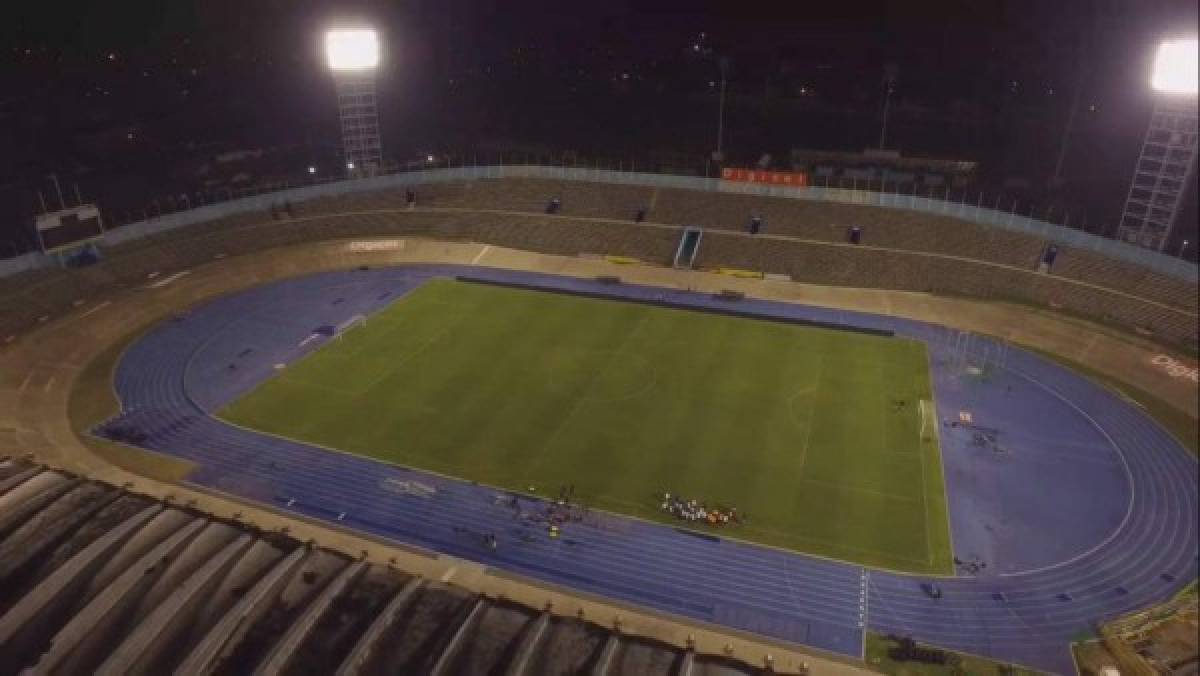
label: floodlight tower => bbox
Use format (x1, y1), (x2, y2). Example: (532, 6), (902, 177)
(1116, 38), (1198, 250)
(325, 28), (383, 176)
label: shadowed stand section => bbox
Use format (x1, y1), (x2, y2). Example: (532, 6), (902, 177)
(592, 631), (622, 676)
(0, 504), (162, 658)
(174, 547), (309, 674)
(95, 533), (254, 675)
(252, 559), (367, 675)
(504, 610), (552, 676)
(29, 516), (208, 673)
(335, 576), (425, 676)
(429, 596), (488, 676)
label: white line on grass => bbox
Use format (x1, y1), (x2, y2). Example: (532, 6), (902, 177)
(795, 356), (823, 478)
(351, 321), (463, 395)
(913, 397), (934, 566)
(525, 311), (653, 476)
(797, 478), (918, 504)
(922, 342), (956, 575)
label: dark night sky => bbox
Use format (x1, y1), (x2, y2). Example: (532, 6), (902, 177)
(0, 0), (1196, 255)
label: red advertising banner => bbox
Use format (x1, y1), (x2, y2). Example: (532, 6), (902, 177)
(721, 167), (808, 187)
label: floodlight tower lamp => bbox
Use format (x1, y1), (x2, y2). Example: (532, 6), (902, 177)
(1151, 39), (1198, 95)
(1116, 37), (1198, 251)
(325, 26), (384, 177)
(325, 29), (380, 72)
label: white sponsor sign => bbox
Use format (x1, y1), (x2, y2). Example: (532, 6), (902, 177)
(1150, 355), (1199, 382)
(381, 477), (437, 498)
(347, 240), (405, 252)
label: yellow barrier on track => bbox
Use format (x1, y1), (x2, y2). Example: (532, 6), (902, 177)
(717, 268), (764, 279)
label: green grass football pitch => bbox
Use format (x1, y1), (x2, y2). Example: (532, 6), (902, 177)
(221, 278), (953, 574)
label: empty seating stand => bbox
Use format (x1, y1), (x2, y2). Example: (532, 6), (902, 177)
(0, 176), (1194, 350)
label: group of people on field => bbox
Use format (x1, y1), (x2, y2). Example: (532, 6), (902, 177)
(659, 492), (740, 527)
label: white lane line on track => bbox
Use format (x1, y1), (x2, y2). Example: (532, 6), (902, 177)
(18, 373), (33, 393)
(440, 567), (457, 582)
(43, 375), (56, 393)
(298, 334), (319, 347)
(992, 364), (1137, 579)
(471, 245), (491, 265)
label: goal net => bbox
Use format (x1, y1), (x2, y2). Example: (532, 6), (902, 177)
(948, 331), (1009, 380)
(335, 314), (367, 339)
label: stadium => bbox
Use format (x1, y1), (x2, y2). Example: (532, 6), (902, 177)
(0, 164), (1197, 675)
(1, 7), (1199, 676)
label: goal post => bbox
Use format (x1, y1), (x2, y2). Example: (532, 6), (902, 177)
(335, 314), (367, 340)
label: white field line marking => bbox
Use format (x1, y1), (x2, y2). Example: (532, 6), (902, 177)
(43, 375), (56, 393)
(145, 270), (190, 289)
(18, 373), (33, 393)
(77, 300), (112, 319)
(918, 399), (929, 442)
(795, 356), (823, 477)
(527, 312), (654, 472)
(923, 340), (955, 575)
(917, 398), (933, 566)
(350, 320), (465, 395)
(797, 478), (918, 504)
(471, 245), (491, 265)
(298, 334), (319, 348)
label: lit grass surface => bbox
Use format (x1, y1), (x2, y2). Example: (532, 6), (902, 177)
(222, 278), (951, 573)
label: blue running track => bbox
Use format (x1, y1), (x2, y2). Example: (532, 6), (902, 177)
(104, 265), (1198, 673)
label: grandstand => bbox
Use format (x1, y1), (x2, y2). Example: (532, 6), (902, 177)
(1, 169), (1194, 350)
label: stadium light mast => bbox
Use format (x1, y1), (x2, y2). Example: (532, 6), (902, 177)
(714, 56), (729, 164)
(1116, 38), (1198, 251)
(325, 27), (384, 177)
